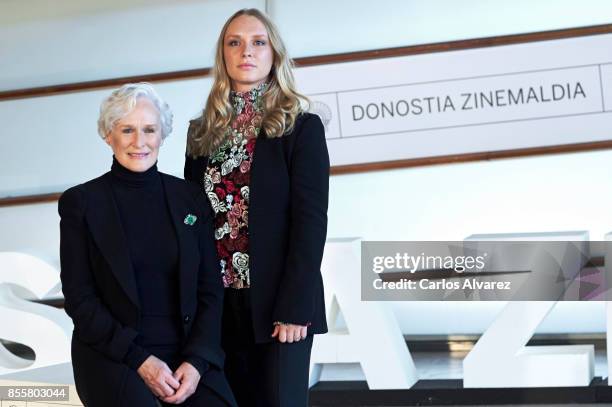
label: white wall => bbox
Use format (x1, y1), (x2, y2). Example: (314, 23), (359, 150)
(0, 0), (264, 90)
(3, 0), (612, 90)
(1, 0), (611, 335)
(272, 0), (612, 57)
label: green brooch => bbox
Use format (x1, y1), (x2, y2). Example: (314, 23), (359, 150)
(183, 214), (197, 226)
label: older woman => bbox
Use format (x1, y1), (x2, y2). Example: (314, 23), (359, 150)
(59, 83), (236, 406)
(184, 9), (329, 407)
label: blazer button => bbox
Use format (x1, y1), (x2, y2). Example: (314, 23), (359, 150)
(184, 315), (191, 324)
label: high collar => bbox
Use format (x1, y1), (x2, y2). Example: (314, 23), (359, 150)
(110, 156), (159, 188)
(230, 81), (268, 115)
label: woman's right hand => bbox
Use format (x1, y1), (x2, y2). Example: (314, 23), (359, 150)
(137, 355), (181, 398)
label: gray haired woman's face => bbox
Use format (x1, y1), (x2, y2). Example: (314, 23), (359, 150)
(105, 98), (162, 172)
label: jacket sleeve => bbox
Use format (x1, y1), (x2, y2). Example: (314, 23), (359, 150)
(272, 114), (330, 325)
(182, 192), (225, 369)
(184, 155), (193, 182)
(184, 119), (201, 183)
(59, 186), (144, 364)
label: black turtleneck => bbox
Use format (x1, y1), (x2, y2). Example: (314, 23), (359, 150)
(110, 157), (180, 318)
(109, 158), (206, 375)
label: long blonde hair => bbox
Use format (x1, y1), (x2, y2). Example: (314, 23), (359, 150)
(187, 8), (308, 157)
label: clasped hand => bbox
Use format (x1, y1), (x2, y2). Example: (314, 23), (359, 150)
(137, 356), (200, 404)
(271, 323), (308, 343)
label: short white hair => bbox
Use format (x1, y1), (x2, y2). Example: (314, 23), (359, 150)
(97, 82), (173, 140)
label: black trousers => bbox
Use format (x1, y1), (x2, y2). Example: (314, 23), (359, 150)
(118, 345), (229, 407)
(222, 288), (313, 407)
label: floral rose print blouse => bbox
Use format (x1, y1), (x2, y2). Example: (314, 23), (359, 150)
(204, 82), (267, 289)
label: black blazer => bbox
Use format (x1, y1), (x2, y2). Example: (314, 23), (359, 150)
(185, 112), (329, 343)
(59, 172), (236, 406)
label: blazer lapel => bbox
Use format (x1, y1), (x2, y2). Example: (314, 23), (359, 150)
(161, 176), (199, 308)
(249, 129), (264, 228)
(86, 174), (140, 308)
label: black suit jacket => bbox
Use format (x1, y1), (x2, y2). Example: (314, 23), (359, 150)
(184, 112), (329, 343)
(59, 172), (236, 406)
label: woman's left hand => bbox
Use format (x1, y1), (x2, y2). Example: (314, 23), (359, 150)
(160, 362), (201, 405)
(271, 323), (308, 343)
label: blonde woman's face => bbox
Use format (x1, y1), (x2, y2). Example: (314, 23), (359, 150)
(223, 15), (273, 92)
(105, 98), (162, 172)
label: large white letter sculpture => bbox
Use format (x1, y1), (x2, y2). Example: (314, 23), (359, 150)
(463, 231), (593, 387)
(309, 238), (418, 389)
(0, 252), (72, 375)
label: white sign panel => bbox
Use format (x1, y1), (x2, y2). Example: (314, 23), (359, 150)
(296, 33), (612, 167)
